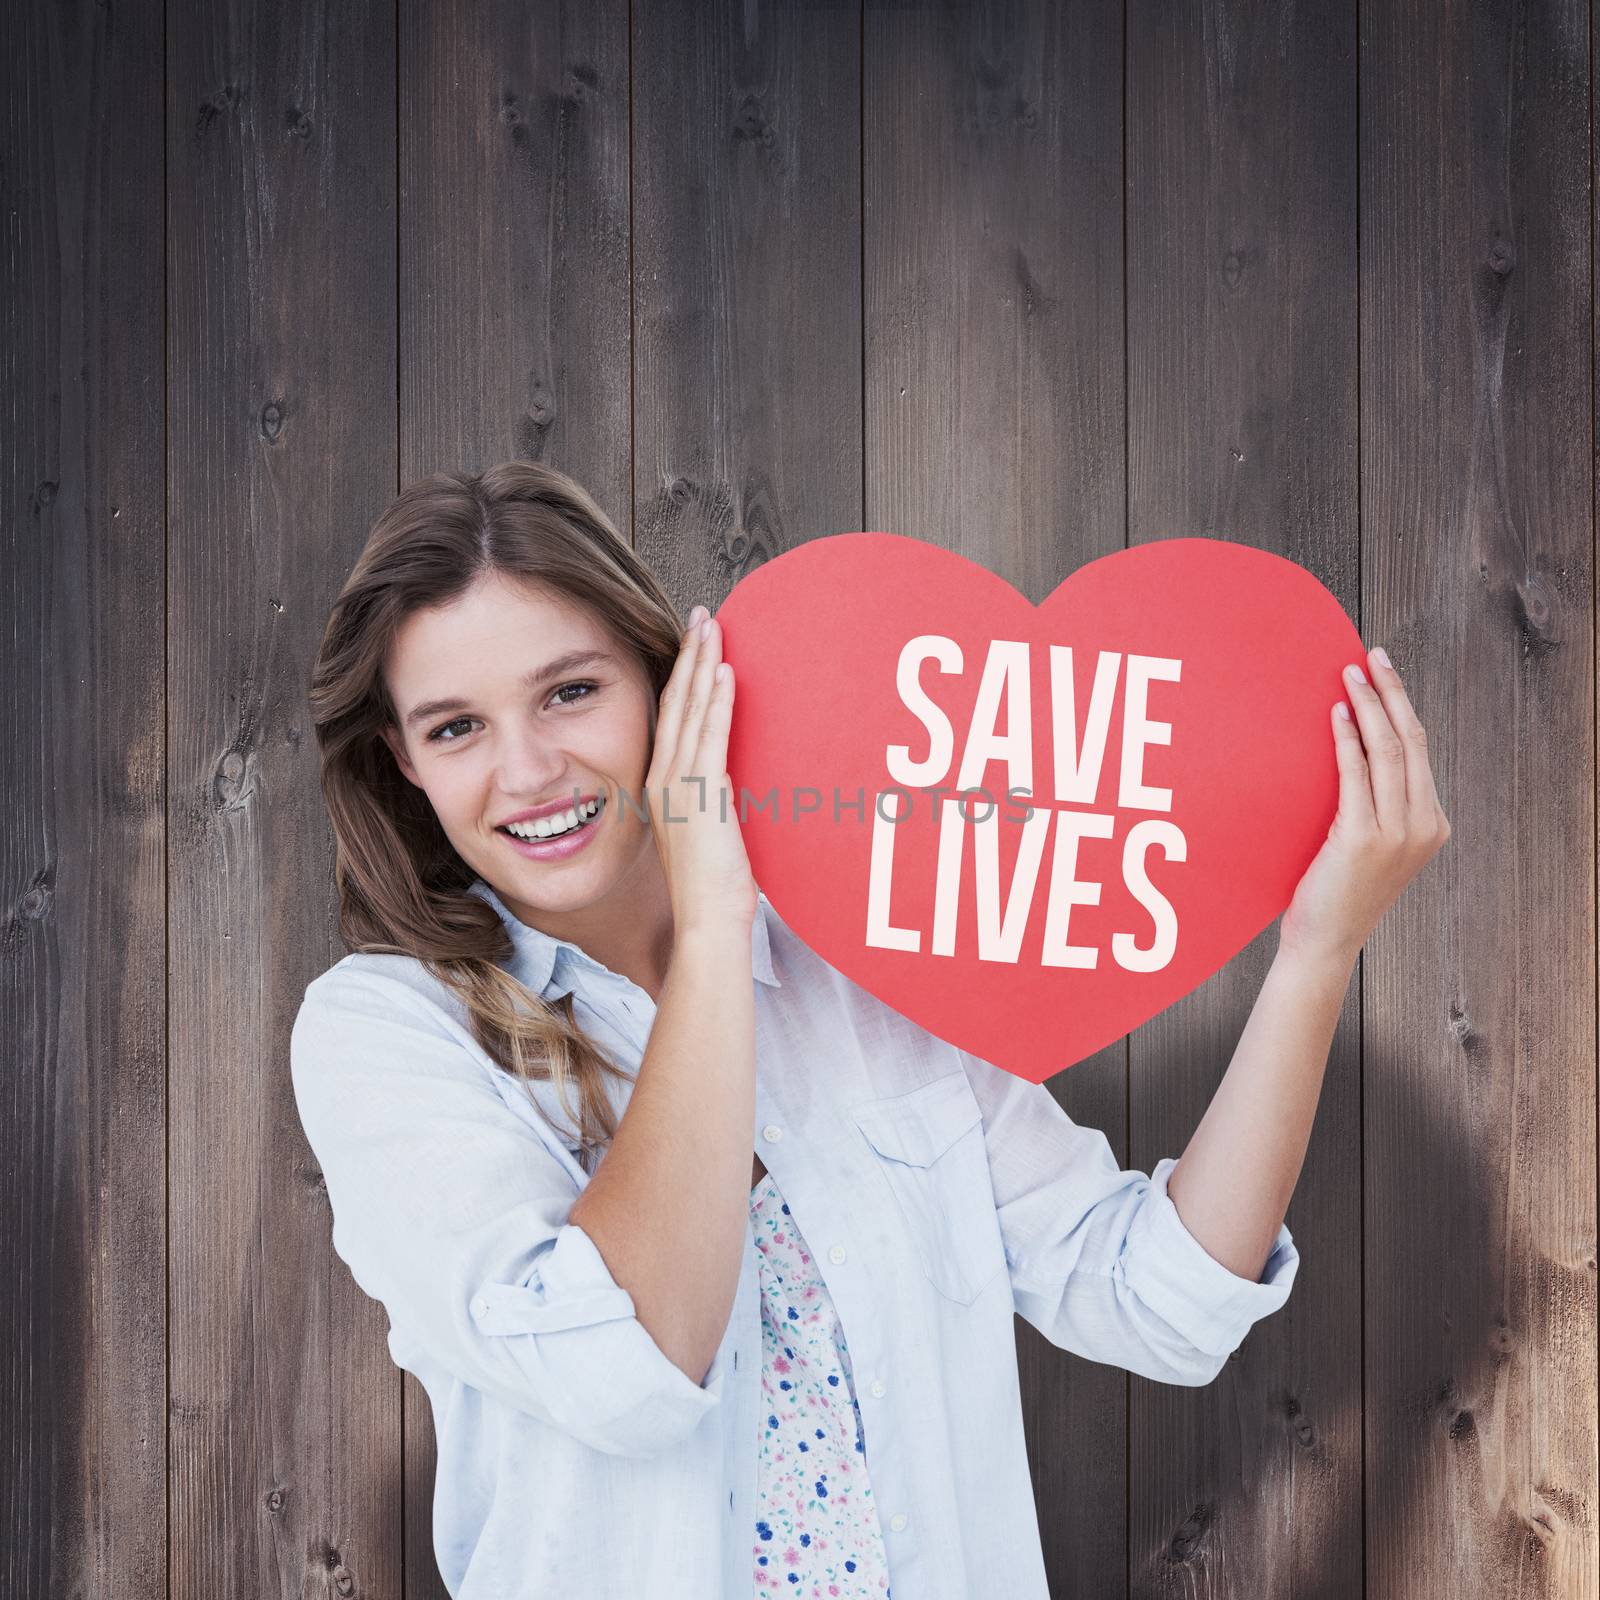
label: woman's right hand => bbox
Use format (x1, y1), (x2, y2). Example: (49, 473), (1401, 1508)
(644, 604), (758, 939)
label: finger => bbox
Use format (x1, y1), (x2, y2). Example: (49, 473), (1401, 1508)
(674, 615), (724, 777)
(692, 660), (735, 777)
(651, 613), (707, 775)
(1342, 660), (1407, 833)
(1331, 697), (1375, 826)
(1364, 645), (1445, 824)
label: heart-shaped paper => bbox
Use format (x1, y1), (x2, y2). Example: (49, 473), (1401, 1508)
(716, 533), (1363, 1083)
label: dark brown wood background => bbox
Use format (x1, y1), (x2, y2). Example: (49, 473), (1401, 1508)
(5, 0), (1593, 1595)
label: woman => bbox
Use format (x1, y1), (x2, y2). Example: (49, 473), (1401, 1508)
(291, 460), (1450, 1600)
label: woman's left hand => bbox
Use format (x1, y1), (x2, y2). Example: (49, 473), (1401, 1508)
(1278, 645), (1452, 967)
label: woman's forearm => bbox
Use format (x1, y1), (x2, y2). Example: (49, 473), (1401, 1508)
(1163, 936), (1356, 1281)
(568, 925), (756, 1386)
(1164, 642), (1450, 1283)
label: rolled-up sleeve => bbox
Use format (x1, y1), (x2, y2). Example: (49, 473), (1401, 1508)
(957, 1048), (1299, 1386)
(290, 968), (725, 1458)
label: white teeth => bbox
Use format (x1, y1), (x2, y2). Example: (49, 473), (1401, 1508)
(505, 796), (602, 841)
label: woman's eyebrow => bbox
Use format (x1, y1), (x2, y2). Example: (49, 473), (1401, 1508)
(402, 649), (615, 729)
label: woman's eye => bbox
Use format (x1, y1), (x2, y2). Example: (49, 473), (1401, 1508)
(428, 716), (477, 743)
(550, 680), (598, 707)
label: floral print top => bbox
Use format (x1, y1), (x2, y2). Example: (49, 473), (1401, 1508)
(750, 1168), (892, 1597)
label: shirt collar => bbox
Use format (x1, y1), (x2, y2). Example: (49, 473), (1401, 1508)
(465, 876), (783, 1000)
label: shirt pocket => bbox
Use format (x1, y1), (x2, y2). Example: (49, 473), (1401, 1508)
(850, 1069), (1008, 1306)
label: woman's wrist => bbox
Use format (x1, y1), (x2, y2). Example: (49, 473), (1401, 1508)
(1271, 929), (1359, 995)
(670, 917), (755, 968)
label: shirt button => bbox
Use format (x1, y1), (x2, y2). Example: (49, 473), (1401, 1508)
(471, 1297), (489, 1317)
(828, 1244), (847, 1264)
(869, 1378), (886, 1398)
(889, 1512), (908, 1532)
(762, 1123), (783, 1142)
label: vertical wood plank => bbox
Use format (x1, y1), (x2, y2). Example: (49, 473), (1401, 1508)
(167, 3), (399, 1596)
(1361, 1), (1596, 1594)
(0, 2), (167, 1597)
(399, 0), (633, 494)
(1125, 3), (1365, 1595)
(397, 2), (633, 1592)
(863, 1), (1130, 1591)
(629, 0), (859, 601)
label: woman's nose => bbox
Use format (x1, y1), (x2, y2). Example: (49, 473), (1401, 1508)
(493, 726), (572, 792)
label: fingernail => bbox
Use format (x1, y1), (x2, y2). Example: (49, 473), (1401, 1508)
(1335, 701), (1351, 721)
(698, 618), (710, 640)
(688, 604), (706, 626)
(1371, 646), (1391, 670)
(1346, 662), (1367, 685)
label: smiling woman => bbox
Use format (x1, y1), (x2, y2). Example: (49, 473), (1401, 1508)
(293, 459), (1314, 1600)
(376, 571), (666, 952)
(304, 461), (690, 1169)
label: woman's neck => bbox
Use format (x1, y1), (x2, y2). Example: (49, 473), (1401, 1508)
(503, 843), (676, 1003)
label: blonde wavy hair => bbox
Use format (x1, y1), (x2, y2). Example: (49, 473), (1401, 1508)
(307, 459), (686, 1171)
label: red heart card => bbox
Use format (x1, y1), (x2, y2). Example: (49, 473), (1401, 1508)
(715, 532), (1363, 1083)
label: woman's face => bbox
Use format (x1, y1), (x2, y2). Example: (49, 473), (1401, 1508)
(381, 571), (658, 924)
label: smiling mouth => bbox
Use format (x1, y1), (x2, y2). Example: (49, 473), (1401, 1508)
(496, 793), (606, 843)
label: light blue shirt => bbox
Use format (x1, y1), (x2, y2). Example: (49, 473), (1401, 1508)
(290, 876), (1299, 1600)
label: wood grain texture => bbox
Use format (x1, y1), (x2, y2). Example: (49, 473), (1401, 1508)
(630, 0), (861, 600)
(864, 2), (1131, 1590)
(1, 2), (168, 1598)
(165, 4), (400, 1598)
(1124, 5), (1365, 1596)
(1360, 1), (1596, 1596)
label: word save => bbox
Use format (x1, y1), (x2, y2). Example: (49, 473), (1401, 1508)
(865, 636), (1188, 972)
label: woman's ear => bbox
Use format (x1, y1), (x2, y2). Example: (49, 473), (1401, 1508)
(380, 723), (422, 788)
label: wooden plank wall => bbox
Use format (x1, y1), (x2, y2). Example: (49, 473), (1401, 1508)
(165, 6), (403, 1597)
(4, 1), (1592, 1597)
(3, 2), (169, 1598)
